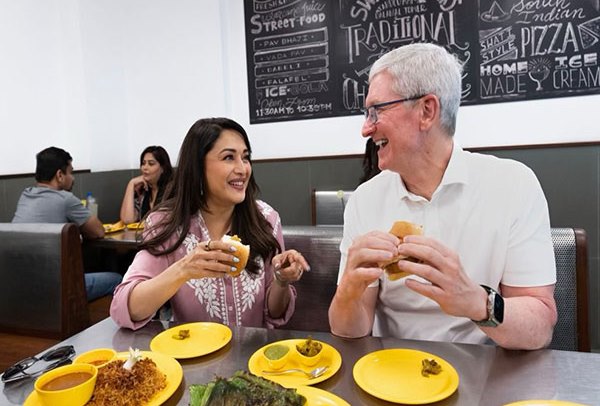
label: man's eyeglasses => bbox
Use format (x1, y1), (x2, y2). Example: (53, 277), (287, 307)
(362, 95), (424, 124)
(1, 345), (75, 383)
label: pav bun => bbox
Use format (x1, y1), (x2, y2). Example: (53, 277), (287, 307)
(379, 221), (423, 281)
(221, 234), (250, 277)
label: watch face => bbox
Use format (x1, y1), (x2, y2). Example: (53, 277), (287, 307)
(494, 293), (505, 324)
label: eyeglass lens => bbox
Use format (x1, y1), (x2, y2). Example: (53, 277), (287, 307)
(40, 345), (75, 360)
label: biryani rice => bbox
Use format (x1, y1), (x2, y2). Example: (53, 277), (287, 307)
(86, 358), (166, 406)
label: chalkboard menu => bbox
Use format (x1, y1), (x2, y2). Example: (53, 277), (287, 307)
(244, 0), (600, 124)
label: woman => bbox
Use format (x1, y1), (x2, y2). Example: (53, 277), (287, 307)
(358, 138), (380, 185)
(110, 118), (309, 329)
(120, 146), (173, 224)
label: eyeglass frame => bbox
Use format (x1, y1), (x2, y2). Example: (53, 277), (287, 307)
(362, 95), (425, 124)
(1, 345), (75, 383)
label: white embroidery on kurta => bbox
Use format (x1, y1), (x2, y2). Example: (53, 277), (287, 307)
(238, 259), (263, 313)
(183, 230), (227, 323)
(182, 207), (270, 325)
(183, 233), (200, 254)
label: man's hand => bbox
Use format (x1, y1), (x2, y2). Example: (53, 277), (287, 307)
(395, 234), (488, 321)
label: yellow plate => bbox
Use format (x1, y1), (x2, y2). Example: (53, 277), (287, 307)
(103, 222), (125, 233)
(150, 322), (232, 359)
(296, 386), (350, 406)
(127, 222), (144, 230)
(24, 351), (182, 406)
(353, 349), (459, 404)
(504, 401), (588, 406)
(248, 339), (342, 388)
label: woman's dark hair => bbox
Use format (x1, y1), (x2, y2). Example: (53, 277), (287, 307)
(140, 145), (173, 205)
(35, 147), (72, 182)
(140, 118), (281, 274)
(359, 138), (380, 185)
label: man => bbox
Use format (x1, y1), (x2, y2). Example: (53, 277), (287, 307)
(328, 43), (557, 350)
(13, 146), (121, 301)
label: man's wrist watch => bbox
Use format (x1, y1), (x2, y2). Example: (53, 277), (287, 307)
(473, 285), (504, 327)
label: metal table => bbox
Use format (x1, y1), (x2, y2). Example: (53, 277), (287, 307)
(2, 318), (599, 405)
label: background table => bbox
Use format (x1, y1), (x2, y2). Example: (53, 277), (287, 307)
(90, 229), (142, 250)
(2, 318), (600, 405)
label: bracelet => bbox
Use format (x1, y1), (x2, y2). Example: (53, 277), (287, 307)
(274, 270), (289, 287)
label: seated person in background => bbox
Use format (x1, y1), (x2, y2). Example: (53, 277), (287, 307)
(110, 117), (309, 330)
(328, 43), (557, 350)
(12, 146), (122, 301)
(358, 137), (381, 185)
(120, 145), (173, 224)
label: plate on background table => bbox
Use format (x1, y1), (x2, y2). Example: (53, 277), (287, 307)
(353, 348), (459, 404)
(103, 221), (125, 233)
(150, 322), (232, 359)
(504, 401), (588, 406)
(296, 386), (350, 406)
(24, 351), (182, 406)
(127, 222), (144, 230)
(248, 339), (341, 388)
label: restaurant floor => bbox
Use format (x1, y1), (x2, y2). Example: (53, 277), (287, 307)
(0, 295), (112, 373)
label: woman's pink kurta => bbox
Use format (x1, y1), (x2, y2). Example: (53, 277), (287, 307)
(110, 201), (296, 330)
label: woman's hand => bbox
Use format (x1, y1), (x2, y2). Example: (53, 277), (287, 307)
(130, 175), (149, 196)
(174, 239), (241, 281)
(271, 250), (310, 285)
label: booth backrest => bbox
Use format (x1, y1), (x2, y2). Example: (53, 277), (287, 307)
(282, 226), (343, 332)
(0, 223), (89, 339)
(311, 190), (353, 226)
(549, 228), (590, 352)
(282, 226), (591, 352)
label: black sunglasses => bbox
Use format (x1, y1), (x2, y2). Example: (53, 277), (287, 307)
(1, 345), (75, 383)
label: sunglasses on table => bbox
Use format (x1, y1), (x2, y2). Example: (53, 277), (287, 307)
(1, 345), (75, 383)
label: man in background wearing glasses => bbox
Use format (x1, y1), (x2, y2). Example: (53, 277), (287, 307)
(329, 43), (557, 350)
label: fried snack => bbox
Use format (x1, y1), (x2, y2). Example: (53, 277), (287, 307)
(86, 358), (166, 406)
(295, 336), (322, 357)
(379, 221), (423, 280)
(172, 329), (190, 340)
(221, 235), (250, 277)
(421, 358), (442, 377)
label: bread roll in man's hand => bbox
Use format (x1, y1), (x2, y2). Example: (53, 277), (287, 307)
(379, 221), (423, 280)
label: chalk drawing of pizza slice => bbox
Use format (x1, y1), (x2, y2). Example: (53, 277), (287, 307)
(481, 1), (510, 23)
(579, 16), (600, 50)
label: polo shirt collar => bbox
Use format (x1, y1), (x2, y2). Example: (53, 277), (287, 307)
(396, 142), (468, 201)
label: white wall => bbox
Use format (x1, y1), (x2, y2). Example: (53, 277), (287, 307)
(0, 0), (90, 174)
(1, 1), (599, 176)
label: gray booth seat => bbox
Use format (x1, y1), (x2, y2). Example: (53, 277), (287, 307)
(282, 226), (343, 332)
(0, 223), (90, 339)
(311, 190), (353, 225)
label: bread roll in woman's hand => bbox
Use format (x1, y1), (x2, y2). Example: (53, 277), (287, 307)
(379, 221), (423, 280)
(221, 235), (250, 277)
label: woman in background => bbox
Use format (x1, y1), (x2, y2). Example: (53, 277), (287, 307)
(359, 138), (381, 185)
(110, 117), (309, 329)
(120, 146), (173, 224)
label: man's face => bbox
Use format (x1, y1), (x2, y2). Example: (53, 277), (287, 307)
(58, 163), (75, 192)
(361, 71), (422, 173)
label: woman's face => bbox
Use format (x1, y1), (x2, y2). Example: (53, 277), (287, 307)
(204, 129), (251, 209)
(140, 152), (163, 186)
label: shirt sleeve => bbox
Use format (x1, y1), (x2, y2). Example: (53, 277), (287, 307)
(110, 212), (171, 329)
(503, 165), (556, 286)
(65, 193), (91, 226)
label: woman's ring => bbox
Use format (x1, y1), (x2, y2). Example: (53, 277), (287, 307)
(205, 240), (212, 251)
